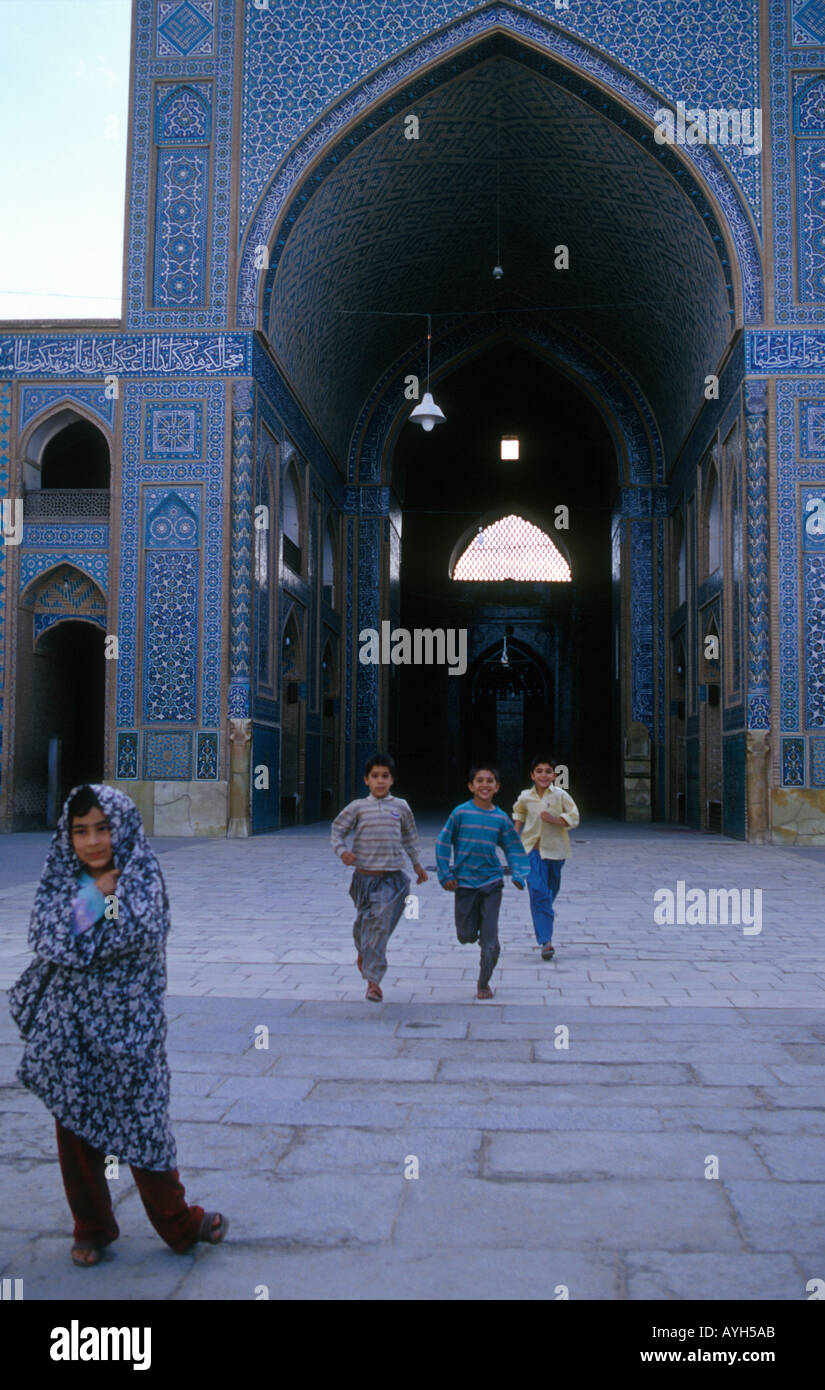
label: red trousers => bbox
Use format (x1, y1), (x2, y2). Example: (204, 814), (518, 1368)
(55, 1120), (204, 1253)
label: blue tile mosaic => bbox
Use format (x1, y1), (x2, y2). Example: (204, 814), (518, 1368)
(782, 736), (805, 785)
(799, 398), (825, 458)
(0, 333), (249, 378)
(143, 731), (192, 779)
(145, 402), (204, 459)
(196, 730), (219, 778)
(804, 554), (825, 727)
(19, 552), (108, 594)
(116, 381), (224, 731)
(18, 385), (115, 433)
(811, 735), (825, 784)
(155, 82), (212, 143)
(129, 0), (234, 328)
(156, 0), (214, 59)
(239, 0), (761, 250)
(117, 732), (139, 780)
(802, 485), (825, 552)
(153, 147), (210, 309)
(22, 525), (108, 549)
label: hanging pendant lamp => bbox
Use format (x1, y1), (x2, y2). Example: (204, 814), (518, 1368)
(409, 314), (445, 431)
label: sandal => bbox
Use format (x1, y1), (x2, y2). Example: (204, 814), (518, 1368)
(197, 1211), (228, 1245)
(476, 985), (495, 1000)
(541, 944), (555, 960)
(366, 981), (383, 1002)
(71, 1240), (105, 1267)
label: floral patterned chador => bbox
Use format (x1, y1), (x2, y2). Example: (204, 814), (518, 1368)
(9, 784), (177, 1170)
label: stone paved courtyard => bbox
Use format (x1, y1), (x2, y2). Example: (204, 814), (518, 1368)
(1, 820), (824, 1300)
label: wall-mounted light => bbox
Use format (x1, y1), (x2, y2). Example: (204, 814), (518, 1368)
(500, 436), (519, 460)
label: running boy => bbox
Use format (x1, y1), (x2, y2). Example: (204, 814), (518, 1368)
(9, 783), (227, 1267)
(436, 764), (530, 1000)
(513, 756), (580, 960)
(331, 753), (427, 1002)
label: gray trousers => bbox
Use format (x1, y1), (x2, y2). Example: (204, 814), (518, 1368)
(349, 869), (410, 983)
(454, 881), (503, 988)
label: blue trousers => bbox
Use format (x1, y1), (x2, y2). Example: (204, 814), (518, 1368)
(526, 849), (563, 944)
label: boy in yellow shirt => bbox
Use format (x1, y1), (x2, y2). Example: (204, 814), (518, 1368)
(513, 756), (580, 960)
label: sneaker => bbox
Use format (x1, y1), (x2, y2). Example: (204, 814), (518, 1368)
(541, 944), (555, 960)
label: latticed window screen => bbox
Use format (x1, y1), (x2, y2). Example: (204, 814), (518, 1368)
(452, 514), (571, 582)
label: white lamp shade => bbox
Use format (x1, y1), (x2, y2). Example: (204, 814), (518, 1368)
(409, 391), (446, 431)
(501, 436), (519, 459)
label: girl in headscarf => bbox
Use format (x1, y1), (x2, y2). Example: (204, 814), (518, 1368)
(9, 783), (228, 1266)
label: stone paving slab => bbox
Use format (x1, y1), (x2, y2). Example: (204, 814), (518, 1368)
(2, 821), (825, 1007)
(624, 1253), (806, 1301)
(1, 821), (824, 1299)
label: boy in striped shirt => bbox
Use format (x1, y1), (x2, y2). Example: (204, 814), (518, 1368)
(436, 764), (530, 1000)
(331, 753), (427, 1003)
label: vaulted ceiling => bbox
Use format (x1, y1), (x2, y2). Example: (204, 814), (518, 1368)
(266, 47), (734, 467)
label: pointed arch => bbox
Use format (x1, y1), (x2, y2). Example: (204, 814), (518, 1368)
(451, 512), (571, 583)
(20, 404), (112, 494)
(238, 3), (760, 332)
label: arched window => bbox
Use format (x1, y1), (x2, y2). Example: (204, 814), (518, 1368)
(23, 410), (111, 521)
(705, 465), (722, 575)
(451, 514), (571, 582)
(282, 465), (302, 574)
(322, 516), (336, 606)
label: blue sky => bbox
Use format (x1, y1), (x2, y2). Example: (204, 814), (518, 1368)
(0, 0), (132, 320)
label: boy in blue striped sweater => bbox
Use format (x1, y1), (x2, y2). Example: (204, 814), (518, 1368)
(436, 764), (530, 999)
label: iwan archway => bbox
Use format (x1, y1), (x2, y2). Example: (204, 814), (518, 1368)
(242, 6), (760, 827)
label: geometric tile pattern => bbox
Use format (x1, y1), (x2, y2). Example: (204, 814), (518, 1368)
(800, 398), (825, 458)
(228, 381), (253, 718)
(775, 380), (825, 733)
(770, 0), (825, 323)
(802, 485), (825, 551)
(745, 382), (770, 731)
(143, 550), (199, 722)
(128, 0), (234, 330)
(145, 402), (204, 459)
(262, 48), (733, 466)
(793, 0), (825, 46)
(28, 565), (107, 643)
(155, 83), (212, 143)
(0, 332), (249, 377)
(18, 385), (115, 433)
(782, 736), (805, 785)
(804, 554), (825, 727)
(19, 551), (109, 593)
(795, 141), (825, 303)
(116, 731), (139, 779)
(143, 731), (192, 780)
(116, 379), (224, 731)
(239, 0), (761, 238)
(812, 735), (825, 785)
(196, 730), (218, 778)
(156, 0), (214, 58)
(22, 525), (108, 549)
(153, 148), (210, 308)
(144, 486), (200, 548)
